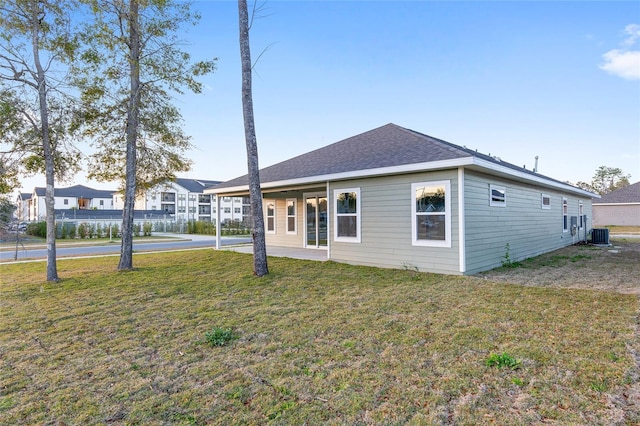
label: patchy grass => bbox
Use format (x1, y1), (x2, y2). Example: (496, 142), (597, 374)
(605, 225), (640, 235)
(0, 250), (638, 424)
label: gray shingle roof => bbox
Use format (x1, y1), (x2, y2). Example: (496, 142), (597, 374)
(593, 181), (640, 204)
(213, 123), (578, 191)
(174, 178), (222, 193)
(34, 185), (116, 198)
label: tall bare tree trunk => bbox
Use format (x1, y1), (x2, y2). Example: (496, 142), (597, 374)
(119, 0), (140, 271)
(31, 2), (58, 282)
(238, 0), (268, 276)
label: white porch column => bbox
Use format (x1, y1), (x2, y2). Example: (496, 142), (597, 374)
(215, 194), (221, 250)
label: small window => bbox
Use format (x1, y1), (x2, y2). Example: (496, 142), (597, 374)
(412, 181), (451, 247)
(541, 194), (550, 209)
(579, 201), (584, 228)
(334, 188), (360, 242)
(212, 207), (216, 213)
(100, 200), (104, 206)
(286, 199), (297, 234)
(64, 199), (68, 205)
(489, 184), (506, 207)
(562, 197), (568, 232)
(234, 207), (241, 214)
(224, 207), (231, 214)
(266, 201), (276, 233)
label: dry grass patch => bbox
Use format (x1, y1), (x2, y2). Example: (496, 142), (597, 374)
(1, 250), (638, 424)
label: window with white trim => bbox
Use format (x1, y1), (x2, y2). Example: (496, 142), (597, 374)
(334, 188), (360, 242)
(286, 199), (296, 234)
(489, 184), (506, 207)
(562, 197), (568, 232)
(579, 201), (584, 228)
(541, 194), (551, 209)
(266, 201), (276, 233)
(412, 181), (451, 247)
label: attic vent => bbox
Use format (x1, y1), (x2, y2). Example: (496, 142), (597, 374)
(591, 228), (609, 245)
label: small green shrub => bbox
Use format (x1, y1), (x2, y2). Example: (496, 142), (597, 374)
(205, 327), (237, 347)
(77, 223), (88, 239)
(486, 352), (521, 370)
(26, 221), (47, 238)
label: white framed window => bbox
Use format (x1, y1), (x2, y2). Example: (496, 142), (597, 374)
(579, 201), (584, 228)
(489, 184), (506, 207)
(286, 199), (297, 234)
(64, 199), (68, 205)
(412, 181), (451, 247)
(562, 197), (568, 232)
(541, 194), (551, 210)
(266, 200), (276, 233)
(334, 188), (361, 243)
(234, 207), (241, 214)
(224, 207), (231, 214)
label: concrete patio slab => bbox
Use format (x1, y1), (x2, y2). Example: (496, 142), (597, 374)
(221, 244), (328, 261)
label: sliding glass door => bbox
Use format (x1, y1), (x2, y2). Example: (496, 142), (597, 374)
(305, 195), (327, 248)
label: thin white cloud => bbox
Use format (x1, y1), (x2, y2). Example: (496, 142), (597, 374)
(599, 24), (640, 80)
(622, 24), (640, 46)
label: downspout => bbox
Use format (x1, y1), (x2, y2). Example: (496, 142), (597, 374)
(458, 167), (466, 274)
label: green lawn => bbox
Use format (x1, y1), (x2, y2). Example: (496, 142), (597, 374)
(0, 250), (637, 424)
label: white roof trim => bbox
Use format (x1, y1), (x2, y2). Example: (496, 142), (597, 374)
(207, 156), (598, 198)
(470, 158), (599, 198)
(206, 158), (474, 194)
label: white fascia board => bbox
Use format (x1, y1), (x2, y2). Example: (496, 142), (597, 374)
(207, 157), (475, 195)
(471, 158), (600, 198)
(593, 202), (640, 206)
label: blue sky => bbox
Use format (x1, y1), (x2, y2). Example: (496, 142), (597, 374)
(19, 0), (640, 193)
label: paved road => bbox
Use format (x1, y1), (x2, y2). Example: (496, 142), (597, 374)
(0, 234), (251, 261)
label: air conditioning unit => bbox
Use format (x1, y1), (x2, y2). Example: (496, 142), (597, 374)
(591, 228), (609, 245)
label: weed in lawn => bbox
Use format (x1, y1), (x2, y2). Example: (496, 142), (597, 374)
(589, 381), (608, 393)
(486, 352), (521, 370)
(511, 377), (525, 386)
(501, 243), (522, 268)
(204, 327), (238, 347)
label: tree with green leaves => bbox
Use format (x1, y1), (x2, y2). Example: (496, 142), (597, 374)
(0, 0), (81, 281)
(238, 0), (268, 276)
(73, 0), (216, 270)
(575, 166), (631, 195)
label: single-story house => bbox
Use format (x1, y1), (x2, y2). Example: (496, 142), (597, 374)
(206, 124), (598, 275)
(592, 181), (640, 227)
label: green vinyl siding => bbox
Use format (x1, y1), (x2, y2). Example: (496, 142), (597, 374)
(464, 170), (594, 274)
(329, 170), (461, 275)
